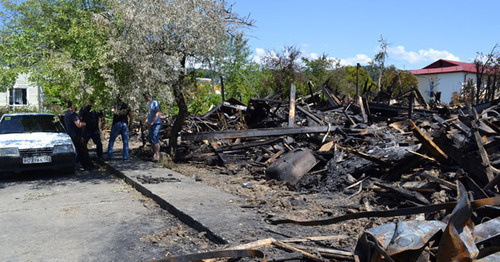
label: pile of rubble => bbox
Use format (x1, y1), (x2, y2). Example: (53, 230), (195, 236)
(167, 84), (499, 261)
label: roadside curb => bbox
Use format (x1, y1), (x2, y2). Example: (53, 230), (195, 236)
(96, 158), (228, 244)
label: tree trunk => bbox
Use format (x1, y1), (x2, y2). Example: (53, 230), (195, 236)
(485, 75), (492, 101)
(475, 64), (482, 105)
(491, 74), (497, 101)
(168, 55), (188, 157)
(377, 66), (383, 92)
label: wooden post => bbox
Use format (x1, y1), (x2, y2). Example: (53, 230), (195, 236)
(307, 81), (317, 107)
(354, 63), (367, 123)
(288, 83), (296, 127)
(470, 107), (495, 183)
(408, 91), (414, 119)
(356, 63), (360, 97)
(220, 75), (225, 102)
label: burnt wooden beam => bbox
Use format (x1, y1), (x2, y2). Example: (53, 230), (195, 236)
(413, 87), (429, 109)
(220, 138), (281, 151)
(296, 105), (323, 124)
(374, 181), (431, 206)
(483, 168), (500, 191)
(181, 125), (339, 141)
(320, 85), (342, 107)
(408, 119), (449, 163)
(210, 141), (229, 166)
(343, 103), (357, 126)
(356, 95), (368, 123)
(369, 103), (436, 116)
(471, 107), (495, 182)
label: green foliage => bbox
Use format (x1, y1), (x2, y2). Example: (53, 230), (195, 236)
(0, 0), (112, 109)
(0, 105), (41, 118)
(302, 54), (335, 87)
(380, 65), (418, 95)
(344, 66), (374, 96)
(186, 83), (222, 116)
(261, 46), (305, 98)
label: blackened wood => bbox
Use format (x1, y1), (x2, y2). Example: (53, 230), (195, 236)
(471, 107), (495, 182)
(408, 91), (414, 119)
(408, 119), (449, 163)
(374, 182), (431, 206)
(210, 142), (228, 166)
(296, 105), (323, 124)
(433, 133), (490, 186)
(321, 85), (342, 107)
(383, 154), (425, 181)
(182, 125), (338, 141)
(220, 138), (281, 151)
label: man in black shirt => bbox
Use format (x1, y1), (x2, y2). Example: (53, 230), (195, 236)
(107, 98), (132, 160)
(79, 99), (104, 159)
(64, 101), (95, 170)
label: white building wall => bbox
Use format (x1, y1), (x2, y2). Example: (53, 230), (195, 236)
(0, 88), (8, 107)
(0, 74), (41, 109)
(416, 72), (477, 104)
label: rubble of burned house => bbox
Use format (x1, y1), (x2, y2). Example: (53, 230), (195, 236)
(167, 83), (499, 261)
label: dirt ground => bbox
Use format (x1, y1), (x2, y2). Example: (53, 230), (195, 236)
(99, 131), (436, 260)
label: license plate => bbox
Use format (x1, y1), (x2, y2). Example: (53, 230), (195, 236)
(23, 155), (52, 164)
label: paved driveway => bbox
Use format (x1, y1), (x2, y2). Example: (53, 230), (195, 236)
(0, 169), (171, 261)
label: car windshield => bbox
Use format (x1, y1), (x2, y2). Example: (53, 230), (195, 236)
(0, 115), (66, 134)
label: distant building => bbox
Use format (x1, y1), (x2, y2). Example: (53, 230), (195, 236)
(410, 59), (478, 104)
(0, 74), (43, 109)
(196, 77), (221, 94)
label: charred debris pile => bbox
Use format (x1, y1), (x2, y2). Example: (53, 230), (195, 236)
(169, 84), (500, 261)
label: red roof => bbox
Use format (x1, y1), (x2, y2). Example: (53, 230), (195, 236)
(410, 59), (477, 75)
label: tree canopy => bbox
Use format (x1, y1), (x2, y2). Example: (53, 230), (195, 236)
(0, 0), (110, 107)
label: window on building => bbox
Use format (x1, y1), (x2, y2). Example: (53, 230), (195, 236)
(9, 88), (27, 105)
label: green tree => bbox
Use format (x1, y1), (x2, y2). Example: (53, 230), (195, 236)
(101, 0), (252, 154)
(0, 0), (111, 108)
(380, 65), (418, 95)
(261, 45), (305, 98)
(213, 32), (261, 103)
(370, 35), (389, 92)
(302, 54), (336, 87)
(344, 66), (374, 96)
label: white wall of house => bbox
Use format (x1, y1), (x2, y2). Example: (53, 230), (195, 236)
(416, 72), (477, 104)
(0, 74), (42, 109)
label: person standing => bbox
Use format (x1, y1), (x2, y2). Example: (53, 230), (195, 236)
(64, 101), (95, 170)
(144, 93), (161, 162)
(107, 98), (132, 160)
(79, 99), (104, 159)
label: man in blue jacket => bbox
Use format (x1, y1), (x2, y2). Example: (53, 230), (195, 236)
(144, 93), (161, 162)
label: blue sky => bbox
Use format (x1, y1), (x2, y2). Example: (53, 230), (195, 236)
(231, 0), (500, 70)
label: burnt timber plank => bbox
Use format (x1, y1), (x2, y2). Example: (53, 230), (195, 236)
(408, 119), (449, 163)
(296, 105), (323, 124)
(181, 126), (338, 141)
(471, 107), (495, 182)
(321, 85), (342, 107)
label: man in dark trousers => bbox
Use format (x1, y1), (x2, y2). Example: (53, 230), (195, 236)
(107, 98), (132, 160)
(79, 99), (104, 159)
(64, 101), (95, 170)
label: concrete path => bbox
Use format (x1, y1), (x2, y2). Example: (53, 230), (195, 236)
(102, 157), (272, 245)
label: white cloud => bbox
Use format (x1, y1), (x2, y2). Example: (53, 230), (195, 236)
(388, 45), (460, 64)
(251, 48), (267, 63)
(303, 51), (319, 60)
(339, 54), (372, 66)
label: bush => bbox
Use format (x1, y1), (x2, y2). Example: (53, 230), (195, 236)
(0, 105), (41, 118)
